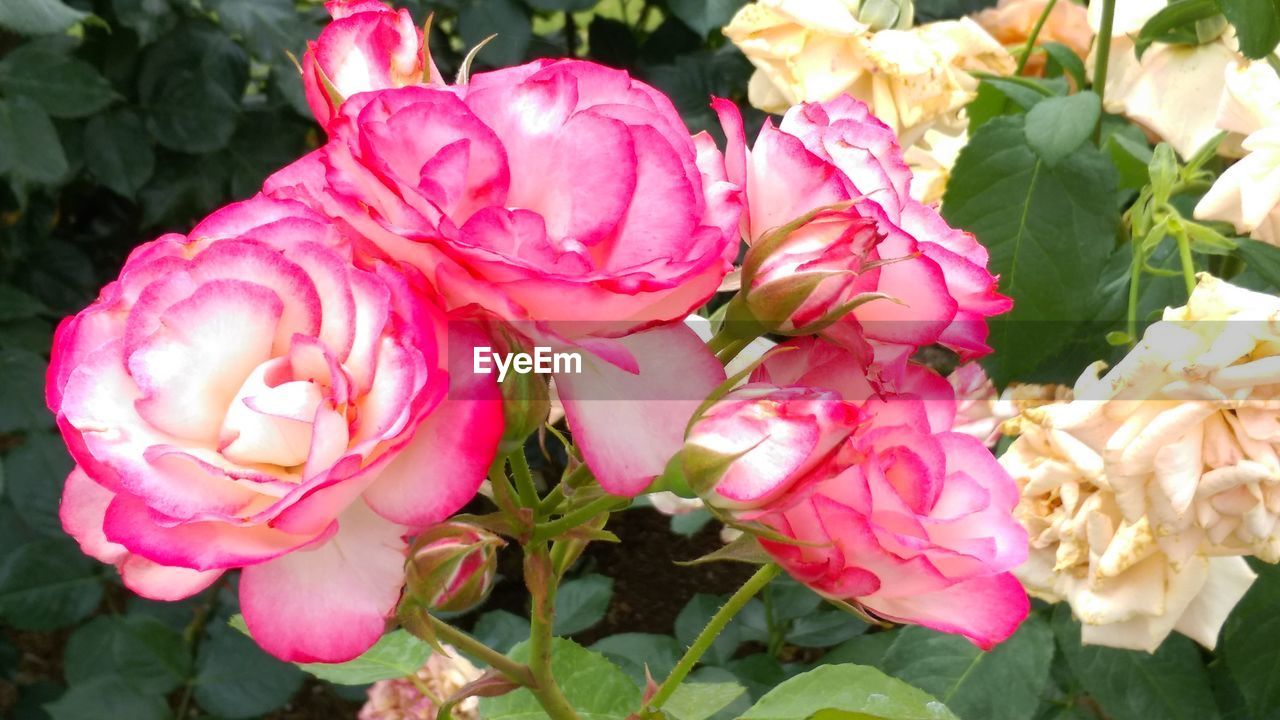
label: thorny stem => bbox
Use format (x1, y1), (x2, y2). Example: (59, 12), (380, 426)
(531, 495), (627, 544)
(510, 449), (540, 509)
(424, 615), (537, 687)
(648, 564), (781, 710)
(1014, 0), (1060, 75)
(526, 544), (581, 720)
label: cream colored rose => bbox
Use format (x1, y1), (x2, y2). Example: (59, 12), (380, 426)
(1194, 61), (1280, 245)
(725, 2), (1014, 145)
(1004, 408), (1257, 652)
(1086, 0), (1239, 159)
(906, 127), (968, 203)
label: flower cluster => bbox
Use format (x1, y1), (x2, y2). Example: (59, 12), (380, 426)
(48, 0), (1020, 664)
(1000, 275), (1280, 651)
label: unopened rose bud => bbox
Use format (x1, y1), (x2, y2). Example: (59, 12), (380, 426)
(406, 523), (502, 613)
(684, 384), (861, 509)
(857, 0), (913, 30)
(729, 207), (889, 337)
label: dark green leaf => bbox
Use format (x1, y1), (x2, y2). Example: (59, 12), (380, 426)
(915, 0), (999, 21)
(210, 0), (316, 59)
(0, 284), (48, 323)
(591, 633), (681, 685)
(882, 616), (1053, 720)
(1024, 92), (1101, 167)
(138, 26), (247, 153)
(1051, 605), (1219, 720)
(0, 96), (69, 185)
(670, 508), (713, 536)
(139, 151), (232, 228)
(975, 76), (1053, 110)
(726, 653), (788, 701)
(645, 49), (753, 138)
(0, 539), (102, 631)
(44, 677), (168, 720)
(554, 573), (613, 636)
(479, 638), (640, 719)
(4, 432), (73, 538)
(0, 46), (116, 119)
(1105, 128), (1154, 191)
(472, 609), (531, 654)
(667, 0), (745, 36)
(458, 0), (531, 68)
(194, 622), (305, 719)
(226, 110), (307, 198)
(111, 0), (176, 44)
(1039, 42), (1086, 89)
(942, 116), (1119, 386)
(1218, 0), (1280, 58)
(1221, 561), (1280, 716)
(1236, 237), (1280, 291)
(0, 0), (88, 35)
(820, 631), (899, 668)
(298, 629), (432, 685)
(740, 664), (959, 719)
(526, 0), (600, 10)
(64, 615), (189, 695)
(677, 594), (742, 667)
(588, 17), (638, 67)
(784, 608), (867, 648)
(0, 350), (53, 434)
(1136, 0), (1222, 54)
(83, 109), (155, 199)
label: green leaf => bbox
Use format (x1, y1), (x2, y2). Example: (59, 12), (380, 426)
(1104, 129), (1154, 191)
(0, 45), (116, 119)
(0, 0), (88, 35)
(1235, 237), (1280, 291)
(0, 96), (69, 185)
(1218, 0), (1280, 58)
(820, 631), (899, 668)
(194, 622), (305, 719)
(881, 616), (1052, 720)
(974, 76), (1053, 111)
(942, 115), (1119, 386)
(1051, 605), (1219, 720)
(0, 350), (54, 434)
(1221, 561), (1280, 716)
(785, 607), (868, 648)
(667, 0), (745, 36)
(45, 677), (169, 720)
(111, 0), (176, 44)
(0, 539), (102, 631)
(298, 629), (432, 685)
(670, 508), (713, 537)
(526, 0), (600, 10)
(0, 284), (48, 323)
(479, 638), (641, 720)
(226, 110), (307, 198)
(740, 664), (959, 720)
(210, 0), (315, 59)
(666, 681), (749, 720)
(458, 0), (531, 68)
(1024, 92), (1101, 167)
(1135, 0), (1221, 54)
(646, 49), (753, 137)
(83, 110), (155, 199)
(64, 615), (189, 695)
(554, 573), (613, 636)
(1039, 42), (1086, 89)
(4, 432), (73, 538)
(591, 633), (681, 685)
(472, 609), (532, 654)
(138, 26), (247, 153)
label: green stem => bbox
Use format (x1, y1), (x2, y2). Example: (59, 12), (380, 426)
(1014, 0), (1059, 75)
(1092, 0), (1116, 143)
(175, 579), (226, 720)
(1127, 236), (1142, 346)
(649, 564), (781, 710)
(488, 463), (521, 517)
(510, 450), (540, 509)
(1175, 229), (1197, 296)
(425, 615), (537, 687)
(532, 495), (626, 543)
(715, 338), (750, 366)
(706, 328), (737, 355)
(526, 545), (581, 720)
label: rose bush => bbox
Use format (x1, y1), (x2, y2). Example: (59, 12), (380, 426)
(49, 195), (502, 661)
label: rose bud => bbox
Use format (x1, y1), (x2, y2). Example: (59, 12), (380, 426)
(405, 522), (502, 613)
(727, 206), (890, 337)
(684, 384), (862, 509)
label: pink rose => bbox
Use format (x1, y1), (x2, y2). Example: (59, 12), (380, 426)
(268, 59), (739, 496)
(302, 0), (437, 128)
(685, 384), (862, 508)
(48, 196), (503, 662)
(712, 337), (1029, 648)
(715, 95), (1010, 360)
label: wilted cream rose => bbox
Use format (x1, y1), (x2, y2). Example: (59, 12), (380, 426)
(1001, 275), (1280, 650)
(1087, 0), (1239, 159)
(973, 0), (1093, 76)
(725, 2), (1014, 145)
(1004, 404), (1257, 652)
(1194, 61), (1280, 245)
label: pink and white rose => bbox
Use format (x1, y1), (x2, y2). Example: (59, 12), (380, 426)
(49, 196), (503, 662)
(702, 337), (1029, 648)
